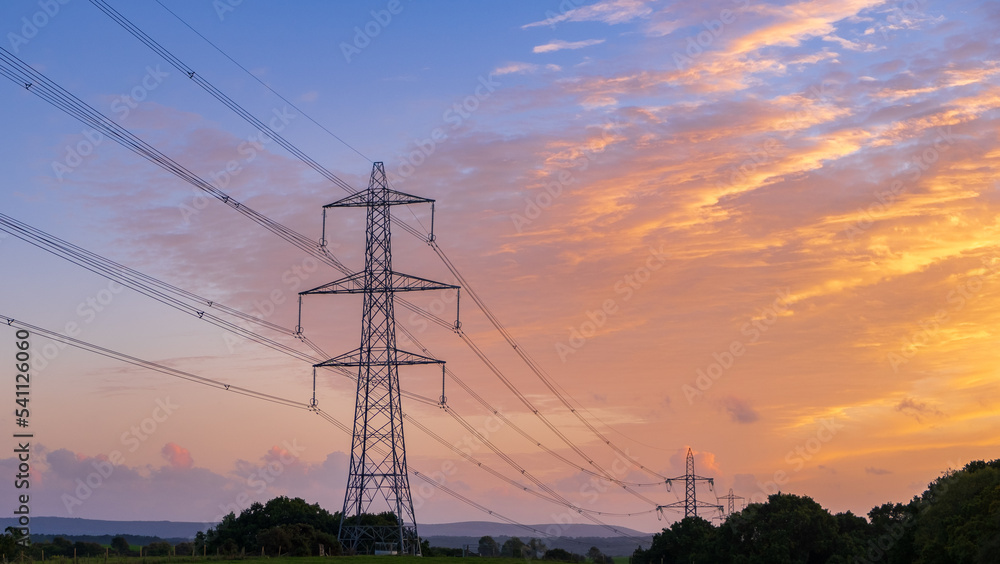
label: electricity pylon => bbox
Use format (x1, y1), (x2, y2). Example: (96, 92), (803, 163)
(300, 162), (457, 555)
(719, 488), (745, 516)
(657, 448), (722, 519)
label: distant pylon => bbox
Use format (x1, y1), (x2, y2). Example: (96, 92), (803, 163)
(718, 488), (745, 516)
(657, 448), (722, 519)
(299, 162), (458, 555)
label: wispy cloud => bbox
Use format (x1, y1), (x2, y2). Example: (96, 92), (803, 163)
(522, 0), (653, 29)
(896, 397), (945, 422)
(533, 38), (606, 53)
(720, 396), (760, 424)
(493, 62), (562, 75)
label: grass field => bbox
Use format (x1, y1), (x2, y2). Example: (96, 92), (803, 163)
(14, 557), (540, 564)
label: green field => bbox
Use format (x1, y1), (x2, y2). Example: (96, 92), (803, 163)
(13, 558), (537, 564)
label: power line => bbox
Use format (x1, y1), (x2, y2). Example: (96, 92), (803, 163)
(1, 209), (665, 513)
(3, 316), (306, 410)
(0, 46), (351, 277)
(150, 0), (373, 164)
(88, 0), (357, 194)
(87, 0), (668, 478)
(431, 241), (668, 480)
(3, 314), (644, 547)
(3, 12), (669, 508)
(397, 323), (667, 488)
(136, 2), (668, 490)
(0, 212), (449, 408)
(2, 208), (661, 525)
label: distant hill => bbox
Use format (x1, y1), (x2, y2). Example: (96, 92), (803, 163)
(0, 517), (207, 539)
(424, 535), (651, 557)
(420, 521), (651, 538)
(418, 522), (653, 557)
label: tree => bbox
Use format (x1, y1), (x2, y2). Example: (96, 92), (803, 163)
(193, 531), (207, 556)
(175, 542), (194, 556)
(144, 541), (172, 556)
(587, 546), (612, 564)
(720, 493), (843, 563)
(257, 523), (340, 556)
(908, 459), (1000, 563)
(479, 535), (500, 557)
(0, 527), (26, 557)
(204, 496), (342, 555)
(544, 548), (582, 561)
(50, 537), (74, 556)
(528, 538), (548, 558)
(501, 537), (527, 558)
(832, 510), (871, 561)
(634, 516), (719, 564)
(111, 536), (131, 556)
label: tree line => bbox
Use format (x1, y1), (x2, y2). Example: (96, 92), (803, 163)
(475, 535), (614, 562)
(632, 458), (1000, 563)
(3, 457), (995, 561)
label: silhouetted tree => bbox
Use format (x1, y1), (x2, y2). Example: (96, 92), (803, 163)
(501, 536), (527, 558)
(110, 535), (131, 555)
(479, 535), (500, 557)
(204, 496), (342, 555)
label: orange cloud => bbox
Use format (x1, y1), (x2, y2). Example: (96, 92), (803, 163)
(162, 442), (194, 469)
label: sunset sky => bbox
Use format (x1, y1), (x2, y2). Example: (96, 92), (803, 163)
(1, 0), (999, 534)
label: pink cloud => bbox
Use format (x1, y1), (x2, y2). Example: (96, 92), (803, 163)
(162, 442), (194, 469)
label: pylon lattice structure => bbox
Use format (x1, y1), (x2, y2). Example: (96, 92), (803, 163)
(657, 448), (723, 519)
(300, 162), (458, 555)
(719, 488), (746, 516)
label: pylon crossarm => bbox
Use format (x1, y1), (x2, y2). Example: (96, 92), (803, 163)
(300, 271), (366, 295)
(395, 349), (446, 365)
(390, 272), (460, 292)
(324, 187), (435, 208)
(315, 348), (445, 368)
(301, 271), (457, 295)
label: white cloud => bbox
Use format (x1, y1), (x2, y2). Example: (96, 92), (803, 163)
(533, 38), (606, 54)
(494, 62), (563, 75)
(522, 0), (653, 29)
